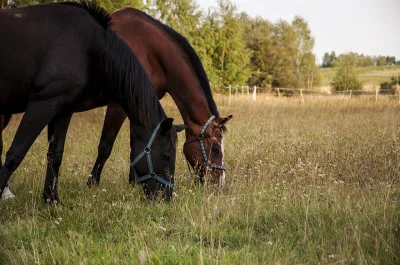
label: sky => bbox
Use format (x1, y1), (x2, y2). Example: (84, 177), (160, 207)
(197, 0), (400, 63)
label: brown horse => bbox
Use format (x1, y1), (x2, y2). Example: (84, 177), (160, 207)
(88, 8), (232, 187)
(2, 7), (232, 200)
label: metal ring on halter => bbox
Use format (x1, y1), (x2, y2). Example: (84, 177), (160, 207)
(144, 147), (151, 153)
(130, 120), (175, 189)
(183, 115), (225, 171)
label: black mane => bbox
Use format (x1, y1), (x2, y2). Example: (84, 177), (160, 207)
(59, 1), (163, 128)
(59, 0), (112, 29)
(139, 11), (221, 118)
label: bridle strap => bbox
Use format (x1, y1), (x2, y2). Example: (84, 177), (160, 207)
(183, 115), (225, 171)
(131, 121), (175, 189)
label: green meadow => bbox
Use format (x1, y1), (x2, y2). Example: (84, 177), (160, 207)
(1, 95), (399, 264)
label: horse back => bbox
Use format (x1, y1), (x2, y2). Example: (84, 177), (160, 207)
(0, 4), (105, 97)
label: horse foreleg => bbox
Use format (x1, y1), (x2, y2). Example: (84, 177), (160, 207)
(87, 103), (127, 186)
(43, 112), (73, 203)
(0, 101), (60, 201)
(0, 114), (15, 200)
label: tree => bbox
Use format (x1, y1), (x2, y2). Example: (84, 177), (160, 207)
(268, 20), (297, 88)
(322, 51), (337, 67)
(301, 52), (320, 89)
(376, 56), (387, 66)
(322, 52), (330, 68)
(209, 0), (250, 85)
(329, 51), (337, 67)
(331, 53), (362, 91)
(386, 56), (396, 66)
(292, 16), (314, 88)
(149, 0), (201, 44)
(240, 14), (274, 87)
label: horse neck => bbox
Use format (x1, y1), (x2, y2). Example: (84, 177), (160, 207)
(111, 9), (213, 136)
(166, 70), (213, 136)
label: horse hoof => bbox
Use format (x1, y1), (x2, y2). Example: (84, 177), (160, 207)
(1, 187), (16, 200)
(44, 198), (60, 205)
(43, 192), (59, 205)
(87, 177), (99, 187)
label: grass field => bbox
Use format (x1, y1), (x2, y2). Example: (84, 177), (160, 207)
(320, 66), (400, 89)
(1, 95), (399, 264)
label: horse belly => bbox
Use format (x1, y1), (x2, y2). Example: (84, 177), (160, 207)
(0, 94), (29, 115)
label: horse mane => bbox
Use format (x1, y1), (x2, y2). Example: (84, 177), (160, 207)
(59, 0), (112, 29)
(59, 1), (162, 128)
(137, 10), (221, 120)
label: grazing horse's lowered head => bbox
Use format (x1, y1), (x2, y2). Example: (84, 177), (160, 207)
(183, 115), (232, 187)
(129, 118), (185, 200)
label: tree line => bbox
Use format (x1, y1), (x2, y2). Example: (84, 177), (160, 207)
(322, 51), (399, 68)
(2, 0), (321, 89)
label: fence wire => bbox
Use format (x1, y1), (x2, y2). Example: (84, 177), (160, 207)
(209, 82), (400, 103)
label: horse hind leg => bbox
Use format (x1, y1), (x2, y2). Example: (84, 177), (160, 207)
(87, 103), (126, 187)
(43, 112), (72, 204)
(0, 82), (73, 202)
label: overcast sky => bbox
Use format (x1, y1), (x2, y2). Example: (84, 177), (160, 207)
(197, 0), (400, 62)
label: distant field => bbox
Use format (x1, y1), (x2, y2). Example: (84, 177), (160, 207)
(320, 65), (400, 89)
(0, 95), (399, 264)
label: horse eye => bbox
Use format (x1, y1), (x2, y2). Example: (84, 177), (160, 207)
(212, 146), (220, 154)
(161, 153), (171, 161)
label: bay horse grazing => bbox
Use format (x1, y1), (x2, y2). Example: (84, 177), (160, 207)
(0, 1), (180, 202)
(86, 8), (233, 187)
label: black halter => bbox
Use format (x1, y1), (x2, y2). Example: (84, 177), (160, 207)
(184, 115), (225, 171)
(131, 121), (175, 189)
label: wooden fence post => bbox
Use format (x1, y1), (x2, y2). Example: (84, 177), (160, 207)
(228, 85), (232, 105)
(398, 87), (400, 104)
(278, 88), (281, 97)
(235, 84), (238, 99)
(350, 90), (352, 98)
(252, 86), (257, 102)
(247, 86), (250, 96)
(241, 85), (244, 96)
(300, 89), (305, 103)
(375, 88), (378, 102)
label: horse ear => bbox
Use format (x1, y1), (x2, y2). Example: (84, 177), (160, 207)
(160, 118), (174, 134)
(174, 124), (187, 133)
(220, 115), (233, 125)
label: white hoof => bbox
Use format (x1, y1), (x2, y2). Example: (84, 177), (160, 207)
(1, 186), (16, 200)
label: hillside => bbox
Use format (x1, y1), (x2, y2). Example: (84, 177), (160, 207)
(320, 65), (400, 89)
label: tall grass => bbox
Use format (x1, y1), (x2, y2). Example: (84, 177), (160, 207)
(1, 95), (399, 264)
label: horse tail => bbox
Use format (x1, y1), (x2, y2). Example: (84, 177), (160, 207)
(60, 1), (159, 128)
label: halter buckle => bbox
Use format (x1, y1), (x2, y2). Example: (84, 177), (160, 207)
(197, 133), (205, 140)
